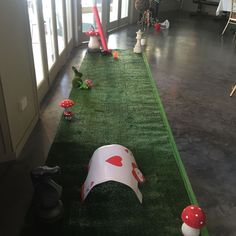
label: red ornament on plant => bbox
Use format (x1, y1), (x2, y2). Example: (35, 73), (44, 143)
(154, 22), (161, 31)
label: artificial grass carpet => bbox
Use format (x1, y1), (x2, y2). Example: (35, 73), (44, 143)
(46, 50), (194, 235)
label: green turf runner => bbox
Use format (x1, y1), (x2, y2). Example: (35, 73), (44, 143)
(45, 50), (208, 236)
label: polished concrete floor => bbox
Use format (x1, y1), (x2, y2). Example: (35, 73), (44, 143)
(1, 11), (236, 236)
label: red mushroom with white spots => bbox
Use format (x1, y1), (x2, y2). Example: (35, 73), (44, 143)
(85, 26), (100, 52)
(59, 99), (75, 120)
(181, 205), (206, 236)
(85, 28), (99, 37)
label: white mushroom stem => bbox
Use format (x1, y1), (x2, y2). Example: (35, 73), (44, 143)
(64, 107), (70, 112)
(181, 223), (200, 236)
(88, 36), (100, 49)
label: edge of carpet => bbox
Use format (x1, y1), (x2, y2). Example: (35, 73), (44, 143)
(142, 53), (209, 236)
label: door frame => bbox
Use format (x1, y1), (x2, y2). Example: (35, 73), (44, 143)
(0, 75), (15, 162)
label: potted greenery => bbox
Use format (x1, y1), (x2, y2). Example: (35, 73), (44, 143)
(135, 0), (160, 45)
(137, 10), (152, 45)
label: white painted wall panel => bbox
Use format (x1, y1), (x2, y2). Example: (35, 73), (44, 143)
(0, 0), (39, 156)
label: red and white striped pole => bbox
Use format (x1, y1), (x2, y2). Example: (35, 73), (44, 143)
(92, 3), (109, 53)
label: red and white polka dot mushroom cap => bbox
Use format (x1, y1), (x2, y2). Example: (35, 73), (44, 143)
(85, 29), (99, 36)
(59, 99), (75, 108)
(181, 205), (206, 229)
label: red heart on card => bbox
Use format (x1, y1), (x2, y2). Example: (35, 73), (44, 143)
(106, 155), (123, 167)
(124, 149), (129, 153)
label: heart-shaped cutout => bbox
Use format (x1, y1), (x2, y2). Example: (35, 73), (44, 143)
(132, 168), (145, 183)
(106, 155), (123, 167)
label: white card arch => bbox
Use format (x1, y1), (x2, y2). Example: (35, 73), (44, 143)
(81, 144), (145, 203)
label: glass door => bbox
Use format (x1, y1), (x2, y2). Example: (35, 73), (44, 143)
(66, 0), (73, 43)
(27, 0), (74, 102)
(27, 0), (45, 87)
(81, 0), (102, 42)
(120, 0), (129, 24)
(55, 0), (66, 54)
(108, 0), (129, 31)
(42, 0), (56, 70)
(27, 0), (50, 100)
(109, 0), (120, 29)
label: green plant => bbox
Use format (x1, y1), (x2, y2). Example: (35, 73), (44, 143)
(136, 0), (161, 32)
(137, 10), (156, 32)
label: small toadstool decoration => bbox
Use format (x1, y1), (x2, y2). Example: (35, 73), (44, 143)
(85, 26), (100, 52)
(59, 99), (75, 121)
(181, 205), (206, 236)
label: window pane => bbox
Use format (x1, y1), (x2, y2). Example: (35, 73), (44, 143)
(121, 0), (129, 18)
(55, 0), (65, 54)
(96, 0), (102, 28)
(27, 0), (44, 86)
(66, 0), (72, 42)
(42, 0), (56, 69)
(110, 0), (119, 22)
(82, 0), (102, 32)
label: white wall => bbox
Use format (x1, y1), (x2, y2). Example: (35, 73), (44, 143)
(0, 0), (39, 160)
